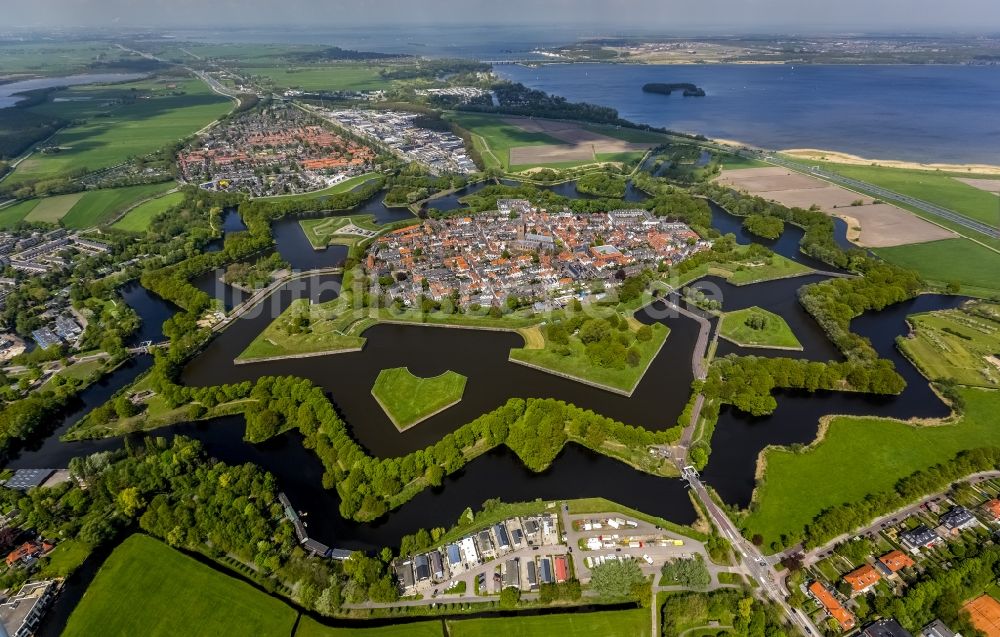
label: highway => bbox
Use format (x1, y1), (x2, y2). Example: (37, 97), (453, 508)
(760, 154), (1000, 240)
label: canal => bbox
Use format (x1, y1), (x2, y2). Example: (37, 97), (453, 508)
(3, 189), (960, 551)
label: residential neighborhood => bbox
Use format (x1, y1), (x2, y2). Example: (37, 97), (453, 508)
(390, 505), (704, 602)
(177, 102), (376, 196)
(367, 200), (710, 310)
(798, 475), (1000, 636)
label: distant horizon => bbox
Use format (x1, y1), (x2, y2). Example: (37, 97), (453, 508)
(3, 24), (1000, 38)
(3, 0), (1000, 34)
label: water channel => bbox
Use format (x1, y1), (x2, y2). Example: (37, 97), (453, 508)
(4, 186), (962, 551)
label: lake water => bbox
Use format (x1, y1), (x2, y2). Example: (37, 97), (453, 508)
(0, 73), (147, 108)
(496, 64), (1000, 165)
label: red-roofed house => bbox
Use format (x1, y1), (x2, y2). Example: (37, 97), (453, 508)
(554, 555), (568, 583)
(984, 499), (1000, 521)
(809, 581), (856, 631)
(843, 563), (881, 594)
(878, 550), (915, 574)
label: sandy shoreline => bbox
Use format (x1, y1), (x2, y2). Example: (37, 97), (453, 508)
(708, 135), (1000, 175)
(779, 148), (1000, 175)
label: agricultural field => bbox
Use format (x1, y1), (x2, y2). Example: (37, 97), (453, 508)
(447, 608), (650, 637)
(139, 42), (324, 67)
(817, 162), (1000, 227)
(112, 189), (184, 232)
(719, 307), (803, 350)
(60, 182), (177, 228)
(0, 182), (176, 229)
(743, 386), (1000, 546)
(718, 153), (770, 170)
(62, 534), (298, 637)
(874, 238), (1000, 298)
(898, 301), (1000, 388)
(22, 192), (83, 222)
(240, 65), (397, 92)
(447, 112), (564, 170)
(715, 166), (955, 248)
(447, 113), (653, 171)
(0, 199), (39, 228)
(371, 367), (468, 430)
(7, 76), (231, 183)
(0, 41), (122, 76)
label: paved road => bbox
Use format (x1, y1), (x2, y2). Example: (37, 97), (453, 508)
(684, 468), (821, 637)
(658, 296), (713, 381)
(762, 154), (1000, 240)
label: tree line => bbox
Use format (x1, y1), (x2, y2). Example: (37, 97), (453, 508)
(790, 447), (1000, 550)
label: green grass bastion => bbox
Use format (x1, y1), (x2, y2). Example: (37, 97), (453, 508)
(371, 367), (468, 430)
(718, 307), (803, 351)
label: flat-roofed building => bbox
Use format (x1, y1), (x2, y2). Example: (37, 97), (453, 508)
(459, 536), (479, 564)
(526, 560), (538, 590)
(539, 557), (554, 585)
(921, 619), (961, 637)
(862, 619), (915, 637)
(503, 558), (519, 589)
(0, 580), (56, 637)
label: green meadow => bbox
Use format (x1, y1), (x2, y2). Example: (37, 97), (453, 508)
(446, 608), (651, 637)
(719, 307), (803, 350)
(241, 65), (396, 92)
(9, 77), (230, 183)
(61, 182), (177, 228)
(371, 367), (468, 430)
(62, 534), (297, 637)
(874, 238), (1000, 298)
(112, 189), (184, 232)
(447, 112), (564, 170)
(744, 387), (1000, 546)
